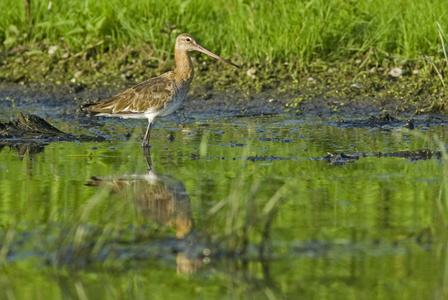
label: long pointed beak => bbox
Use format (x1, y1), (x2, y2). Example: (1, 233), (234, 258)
(195, 45), (240, 68)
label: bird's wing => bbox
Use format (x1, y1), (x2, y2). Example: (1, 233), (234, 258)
(83, 72), (176, 115)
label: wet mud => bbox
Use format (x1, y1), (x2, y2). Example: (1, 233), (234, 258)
(231, 147), (440, 167)
(323, 149), (441, 166)
(1, 80), (447, 121)
(0, 112), (104, 146)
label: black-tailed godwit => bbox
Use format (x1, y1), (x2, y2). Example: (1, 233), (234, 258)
(82, 33), (239, 147)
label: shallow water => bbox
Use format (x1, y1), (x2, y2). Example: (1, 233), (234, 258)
(1, 113), (448, 299)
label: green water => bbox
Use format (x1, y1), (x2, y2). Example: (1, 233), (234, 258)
(1, 115), (448, 299)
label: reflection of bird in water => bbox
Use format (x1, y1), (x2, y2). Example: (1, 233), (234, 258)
(86, 148), (200, 273)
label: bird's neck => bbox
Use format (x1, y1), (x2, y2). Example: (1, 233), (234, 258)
(174, 49), (194, 84)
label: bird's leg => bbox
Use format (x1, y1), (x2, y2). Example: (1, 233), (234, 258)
(142, 122), (152, 148)
(142, 147), (153, 170)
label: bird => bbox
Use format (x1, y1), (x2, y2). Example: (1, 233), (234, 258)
(82, 33), (240, 147)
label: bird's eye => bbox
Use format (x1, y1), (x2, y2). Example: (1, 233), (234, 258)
(186, 38), (191, 42)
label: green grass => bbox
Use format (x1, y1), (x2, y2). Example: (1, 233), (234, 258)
(1, 0), (448, 67)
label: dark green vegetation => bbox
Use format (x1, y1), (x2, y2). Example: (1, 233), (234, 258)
(1, 0), (448, 112)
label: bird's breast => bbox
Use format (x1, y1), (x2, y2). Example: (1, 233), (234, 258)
(156, 84), (190, 117)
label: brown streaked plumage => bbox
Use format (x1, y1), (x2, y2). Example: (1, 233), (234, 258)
(82, 33), (239, 147)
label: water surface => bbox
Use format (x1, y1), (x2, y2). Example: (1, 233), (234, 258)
(1, 114), (447, 299)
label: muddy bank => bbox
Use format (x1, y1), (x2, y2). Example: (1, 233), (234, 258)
(1, 47), (448, 118)
(0, 74), (446, 120)
(0, 112), (104, 143)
